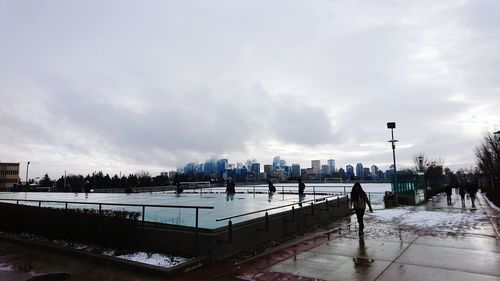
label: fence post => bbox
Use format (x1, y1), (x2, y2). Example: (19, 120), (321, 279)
(344, 186), (346, 195)
(228, 220), (233, 243)
(99, 204), (102, 213)
(38, 201), (41, 207)
(195, 208), (199, 253)
(142, 205), (146, 223)
(337, 196), (340, 207)
(265, 212), (269, 230)
(313, 186), (316, 200)
(65, 202), (68, 210)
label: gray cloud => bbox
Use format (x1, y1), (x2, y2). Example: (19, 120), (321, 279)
(0, 0), (499, 178)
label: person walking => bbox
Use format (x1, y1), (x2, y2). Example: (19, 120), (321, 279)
(459, 184), (466, 208)
(268, 180), (276, 194)
(350, 182), (373, 236)
(225, 177), (236, 201)
(298, 178), (305, 195)
(445, 185), (453, 205)
(466, 184), (478, 208)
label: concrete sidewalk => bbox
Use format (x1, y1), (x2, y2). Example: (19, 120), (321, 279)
(204, 191), (499, 281)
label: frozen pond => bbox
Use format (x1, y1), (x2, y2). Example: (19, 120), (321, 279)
(0, 183), (390, 229)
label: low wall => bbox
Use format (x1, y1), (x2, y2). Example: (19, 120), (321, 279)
(0, 197), (351, 260)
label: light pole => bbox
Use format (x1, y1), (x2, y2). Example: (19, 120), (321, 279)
(387, 122), (398, 205)
(26, 161), (30, 189)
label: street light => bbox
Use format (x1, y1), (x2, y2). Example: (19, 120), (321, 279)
(26, 161), (30, 189)
(387, 122), (398, 205)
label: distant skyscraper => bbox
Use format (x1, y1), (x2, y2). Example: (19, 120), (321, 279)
(371, 165), (379, 180)
(327, 159), (335, 176)
(291, 164), (301, 178)
(272, 156), (287, 170)
(251, 163), (260, 174)
(264, 164), (273, 175)
(311, 160), (321, 173)
(346, 165), (354, 180)
(321, 165), (329, 175)
(356, 163), (364, 179)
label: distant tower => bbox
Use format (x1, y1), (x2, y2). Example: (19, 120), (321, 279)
(327, 159), (335, 176)
(356, 163), (364, 179)
(291, 164), (301, 178)
(311, 160), (321, 173)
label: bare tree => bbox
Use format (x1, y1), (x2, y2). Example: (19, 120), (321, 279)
(475, 133), (500, 205)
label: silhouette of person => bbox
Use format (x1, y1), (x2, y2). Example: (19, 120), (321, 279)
(176, 182), (184, 194)
(459, 184), (466, 208)
(268, 180), (276, 194)
(225, 177), (236, 201)
(466, 184), (478, 208)
(445, 185), (452, 205)
(298, 178), (305, 195)
(350, 182), (373, 236)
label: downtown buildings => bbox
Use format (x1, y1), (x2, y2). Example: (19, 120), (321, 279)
(178, 156), (389, 183)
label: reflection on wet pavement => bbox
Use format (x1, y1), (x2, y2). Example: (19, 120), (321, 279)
(0, 239), (165, 281)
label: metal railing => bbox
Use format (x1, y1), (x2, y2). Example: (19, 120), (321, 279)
(215, 194), (349, 243)
(0, 198), (214, 252)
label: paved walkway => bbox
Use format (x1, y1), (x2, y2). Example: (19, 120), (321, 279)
(180, 191), (499, 281)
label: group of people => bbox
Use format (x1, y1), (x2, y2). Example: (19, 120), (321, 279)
(227, 178), (373, 236)
(446, 184), (478, 208)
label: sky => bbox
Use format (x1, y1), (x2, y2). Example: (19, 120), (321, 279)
(1, 0), (499, 179)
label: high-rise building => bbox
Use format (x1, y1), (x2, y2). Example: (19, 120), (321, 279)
(327, 159), (335, 176)
(291, 164), (301, 178)
(356, 163), (364, 179)
(250, 163), (260, 174)
(264, 164), (273, 175)
(272, 156), (287, 171)
(363, 167), (370, 180)
(311, 160), (321, 173)
(0, 162), (19, 191)
(346, 165), (354, 180)
(371, 165), (379, 180)
(321, 165), (329, 175)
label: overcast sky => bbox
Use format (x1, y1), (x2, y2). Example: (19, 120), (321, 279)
(1, 0), (499, 179)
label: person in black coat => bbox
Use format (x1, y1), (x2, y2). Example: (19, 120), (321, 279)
(298, 178), (305, 195)
(350, 182), (373, 236)
(459, 184), (466, 208)
(445, 185), (453, 205)
(466, 184), (478, 208)
(268, 180), (276, 194)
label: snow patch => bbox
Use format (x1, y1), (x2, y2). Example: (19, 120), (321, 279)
(115, 252), (189, 268)
(0, 263), (14, 272)
(371, 208), (487, 228)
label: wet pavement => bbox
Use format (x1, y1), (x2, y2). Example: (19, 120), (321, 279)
(179, 191), (499, 281)
(0, 239), (166, 281)
(1, 192), (499, 280)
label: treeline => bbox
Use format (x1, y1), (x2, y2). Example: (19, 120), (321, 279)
(38, 171), (188, 192)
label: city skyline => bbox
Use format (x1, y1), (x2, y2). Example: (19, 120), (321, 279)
(1, 1), (499, 179)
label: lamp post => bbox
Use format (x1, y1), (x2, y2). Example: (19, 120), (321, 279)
(26, 161), (30, 189)
(387, 122), (398, 205)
